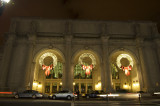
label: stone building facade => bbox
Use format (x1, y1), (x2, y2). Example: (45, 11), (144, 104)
(0, 18), (160, 94)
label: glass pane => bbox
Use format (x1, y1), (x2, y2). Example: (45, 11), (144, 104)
(59, 85), (62, 91)
(45, 86), (50, 93)
(52, 83), (57, 93)
(87, 83), (92, 93)
(45, 83), (50, 93)
(74, 83), (79, 92)
(81, 83), (85, 93)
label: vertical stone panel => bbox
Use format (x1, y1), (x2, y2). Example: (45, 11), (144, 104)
(143, 44), (160, 91)
(63, 35), (73, 91)
(24, 34), (36, 90)
(7, 39), (28, 91)
(0, 34), (16, 89)
(101, 36), (112, 93)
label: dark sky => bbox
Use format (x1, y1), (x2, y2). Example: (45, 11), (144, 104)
(0, 0), (160, 44)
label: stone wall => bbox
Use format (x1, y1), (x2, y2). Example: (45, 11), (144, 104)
(0, 18), (160, 92)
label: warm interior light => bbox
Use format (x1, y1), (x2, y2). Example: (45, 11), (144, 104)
(133, 83), (139, 87)
(73, 82), (75, 85)
(33, 82), (38, 86)
(95, 82), (101, 90)
(38, 84), (42, 88)
(60, 82), (62, 85)
(123, 85), (128, 89)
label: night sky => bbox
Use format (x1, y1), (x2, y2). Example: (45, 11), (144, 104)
(0, 0), (160, 45)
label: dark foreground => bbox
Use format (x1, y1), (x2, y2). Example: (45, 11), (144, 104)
(0, 97), (160, 106)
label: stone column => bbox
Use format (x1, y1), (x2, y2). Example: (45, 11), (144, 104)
(101, 36), (112, 93)
(79, 83), (81, 94)
(62, 63), (66, 89)
(154, 39), (160, 72)
(0, 34), (16, 89)
(154, 39), (160, 90)
(136, 63), (144, 91)
(30, 62), (36, 90)
(50, 83), (52, 94)
(7, 37), (28, 91)
(85, 83), (87, 94)
(136, 38), (152, 92)
(24, 34), (36, 90)
(63, 35), (73, 91)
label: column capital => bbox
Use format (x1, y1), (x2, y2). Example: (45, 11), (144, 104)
(29, 21), (38, 34)
(65, 35), (73, 42)
(136, 37), (144, 48)
(27, 34), (37, 41)
(101, 35), (110, 43)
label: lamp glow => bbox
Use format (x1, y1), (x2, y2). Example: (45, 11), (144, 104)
(73, 82), (75, 85)
(123, 85), (128, 89)
(60, 82), (62, 85)
(33, 82), (38, 86)
(133, 83), (139, 87)
(2, 0), (10, 3)
(95, 82), (101, 90)
(38, 84), (42, 88)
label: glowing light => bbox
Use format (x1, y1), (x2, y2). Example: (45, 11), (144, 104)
(121, 65), (132, 76)
(73, 82), (75, 85)
(116, 54), (133, 76)
(0, 92), (12, 94)
(133, 83), (139, 87)
(33, 82), (37, 86)
(60, 82), (62, 85)
(38, 84), (42, 88)
(154, 92), (160, 95)
(123, 85), (128, 89)
(2, 0), (10, 3)
(108, 94), (119, 97)
(116, 54), (133, 68)
(98, 94), (107, 97)
(95, 82), (101, 90)
(42, 64), (53, 76)
(82, 64), (93, 75)
(78, 53), (96, 67)
(39, 52), (57, 67)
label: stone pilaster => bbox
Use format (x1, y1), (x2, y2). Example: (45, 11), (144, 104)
(24, 34), (36, 90)
(136, 37), (151, 92)
(154, 39), (160, 72)
(7, 36), (28, 91)
(101, 36), (112, 93)
(0, 34), (16, 89)
(63, 35), (73, 91)
(136, 63), (144, 91)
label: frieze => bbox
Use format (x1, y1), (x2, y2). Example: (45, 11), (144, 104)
(9, 18), (159, 39)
